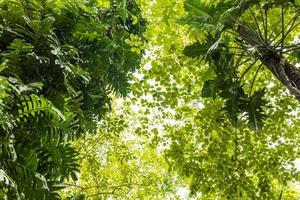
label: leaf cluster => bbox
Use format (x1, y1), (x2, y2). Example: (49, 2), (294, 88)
(182, 0), (300, 130)
(0, 0), (146, 199)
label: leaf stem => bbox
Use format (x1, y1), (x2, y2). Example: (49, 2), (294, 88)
(249, 63), (263, 95)
(239, 59), (259, 81)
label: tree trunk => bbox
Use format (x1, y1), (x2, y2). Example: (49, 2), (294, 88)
(261, 53), (300, 100)
(237, 26), (300, 101)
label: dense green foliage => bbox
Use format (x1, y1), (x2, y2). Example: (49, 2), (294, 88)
(183, 0), (300, 130)
(0, 0), (145, 199)
(1, 0), (300, 199)
(95, 0), (300, 199)
(172, 0), (300, 199)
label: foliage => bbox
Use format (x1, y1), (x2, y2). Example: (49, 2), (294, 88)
(110, 0), (300, 199)
(182, 0), (300, 130)
(61, 100), (186, 199)
(0, 0), (145, 199)
(2, 0), (299, 199)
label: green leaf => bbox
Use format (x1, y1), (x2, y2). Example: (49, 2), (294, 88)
(243, 89), (267, 131)
(184, 34), (220, 58)
(184, 0), (212, 19)
(201, 80), (217, 98)
(184, 40), (210, 58)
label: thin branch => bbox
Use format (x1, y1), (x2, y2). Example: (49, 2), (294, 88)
(236, 57), (251, 68)
(234, 127), (238, 163)
(87, 192), (116, 197)
(282, 45), (300, 54)
(269, 13), (300, 47)
(77, 136), (93, 153)
(78, 134), (108, 164)
(249, 7), (264, 42)
(281, 4), (284, 55)
(227, 29), (242, 38)
(239, 58), (252, 66)
(63, 183), (132, 191)
(281, 43), (300, 49)
(250, 63), (263, 95)
(233, 125), (239, 199)
(64, 182), (153, 198)
(229, 26), (261, 47)
(268, 18), (282, 40)
(234, 38), (250, 50)
(257, 2), (267, 42)
(273, 22), (300, 49)
(239, 59), (259, 81)
(269, 14), (298, 45)
(239, 14), (265, 45)
(265, 6), (268, 43)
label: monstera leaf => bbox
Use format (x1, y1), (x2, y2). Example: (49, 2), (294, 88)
(201, 80), (218, 98)
(243, 89), (267, 131)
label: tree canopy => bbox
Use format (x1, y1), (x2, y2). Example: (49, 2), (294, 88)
(0, 0), (145, 199)
(1, 0), (300, 199)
